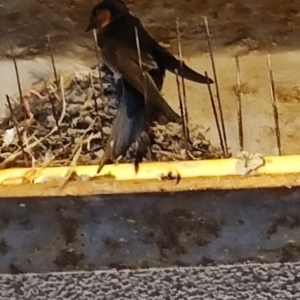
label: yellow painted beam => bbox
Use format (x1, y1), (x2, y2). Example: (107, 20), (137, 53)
(0, 155), (300, 186)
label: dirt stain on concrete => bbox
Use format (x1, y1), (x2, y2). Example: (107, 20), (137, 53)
(147, 208), (221, 259)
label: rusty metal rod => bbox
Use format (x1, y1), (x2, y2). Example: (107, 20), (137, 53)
(6, 95), (28, 166)
(92, 29), (104, 92)
(205, 72), (225, 156)
(134, 26), (148, 104)
(235, 56), (244, 151)
(134, 26), (149, 120)
(267, 53), (281, 155)
(46, 87), (63, 140)
(46, 35), (59, 87)
(46, 36), (64, 144)
(203, 17), (228, 157)
(176, 19), (190, 142)
(134, 26), (148, 173)
(89, 73), (100, 117)
(175, 69), (188, 143)
(89, 72), (104, 144)
(10, 47), (28, 119)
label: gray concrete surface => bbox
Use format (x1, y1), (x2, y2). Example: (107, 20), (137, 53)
(1, 263), (300, 299)
(1, 0), (300, 57)
(1, 187), (300, 274)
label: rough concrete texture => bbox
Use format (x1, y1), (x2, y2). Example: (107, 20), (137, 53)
(1, 0), (300, 55)
(2, 188), (300, 274)
(1, 0), (300, 154)
(1, 263), (300, 299)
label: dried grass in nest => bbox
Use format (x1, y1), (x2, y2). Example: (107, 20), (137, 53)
(0, 65), (223, 169)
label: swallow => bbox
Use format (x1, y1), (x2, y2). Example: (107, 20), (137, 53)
(86, 0), (214, 172)
(85, 0), (214, 123)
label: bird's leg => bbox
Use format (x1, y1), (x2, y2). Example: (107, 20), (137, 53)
(131, 130), (150, 173)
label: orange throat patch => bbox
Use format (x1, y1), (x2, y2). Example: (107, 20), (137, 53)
(97, 9), (111, 28)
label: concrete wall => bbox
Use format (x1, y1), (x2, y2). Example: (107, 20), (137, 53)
(1, 0), (300, 58)
(1, 186), (300, 274)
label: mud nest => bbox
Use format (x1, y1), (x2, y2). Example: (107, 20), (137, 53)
(0, 65), (222, 168)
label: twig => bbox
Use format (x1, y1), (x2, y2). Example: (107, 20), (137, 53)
(59, 141), (83, 189)
(205, 72), (225, 156)
(46, 35), (59, 87)
(176, 19), (190, 142)
(92, 29), (104, 92)
(0, 147), (20, 168)
(57, 75), (67, 126)
(203, 16), (228, 157)
(0, 75), (67, 167)
(29, 89), (48, 100)
(59, 119), (96, 189)
(10, 46), (27, 118)
(89, 72), (103, 136)
(0, 133), (37, 168)
(235, 56), (244, 151)
(6, 95), (28, 166)
(89, 72), (100, 116)
(65, 119), (96, 166)
(267, 53), (281, 155)
(46, 87), (62, 139)
(21, 151), (55, 184)
(174, 69), (188, 142)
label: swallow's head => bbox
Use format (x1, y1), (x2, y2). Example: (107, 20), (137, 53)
(85, 0), (130, 32)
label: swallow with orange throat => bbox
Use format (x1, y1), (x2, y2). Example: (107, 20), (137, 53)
(85, 0), (214, 118)
(86, 0), (214, 172)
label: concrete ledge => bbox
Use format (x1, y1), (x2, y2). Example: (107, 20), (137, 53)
(1, 187), (300, 273)
(1, 155), (300, 275)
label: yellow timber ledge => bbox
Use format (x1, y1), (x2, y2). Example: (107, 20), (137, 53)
(0, 155), (300, 197)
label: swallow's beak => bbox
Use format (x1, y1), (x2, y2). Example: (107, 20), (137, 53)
(85, 22), (93, 32)
(85, 17), (96, 32)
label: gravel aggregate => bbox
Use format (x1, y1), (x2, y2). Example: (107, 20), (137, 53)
(1, 263), (300, 299)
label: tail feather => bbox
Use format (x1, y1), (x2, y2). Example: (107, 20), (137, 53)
(97, 83), (146, 174)
(154, 44), (214, 84)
